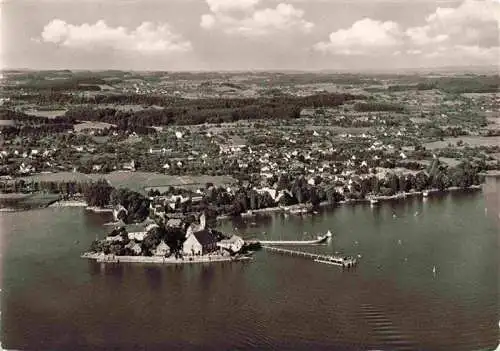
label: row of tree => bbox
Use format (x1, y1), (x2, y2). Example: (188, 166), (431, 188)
(83, 180), (150, 223)
(148, 160), (483, 218)
(353, 102), (405, 113)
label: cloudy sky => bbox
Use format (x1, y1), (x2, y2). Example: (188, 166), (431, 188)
(1, 0), (499, 71)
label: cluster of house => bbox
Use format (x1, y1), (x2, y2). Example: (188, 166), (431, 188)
(0, 147), (59, 175)
(106, 213), (245, 258)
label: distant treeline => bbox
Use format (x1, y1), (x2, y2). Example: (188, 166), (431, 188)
(7, 91), (358, 108)
(64, 105), (302, 126)
(1, 178), (150, 223)
(0, 92), (357, 134)
(4, 76), (106, 92)
(0, 108), (76, 137)
(369, 76), (499, 94)
(60, 93), (358, 126)
(0, 109), (68, 125)
(353, 102), (405, 112)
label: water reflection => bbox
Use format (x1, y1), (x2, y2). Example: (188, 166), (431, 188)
(144, 266), (162, 290)
(199, 265), (216, 292)
(2, 185), (498, 350)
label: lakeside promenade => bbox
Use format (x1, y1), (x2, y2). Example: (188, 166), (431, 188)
(82, 252), (253, 264)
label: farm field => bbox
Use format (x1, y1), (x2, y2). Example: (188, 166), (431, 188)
(74, 121), (116, 132)
(18, 171), (236, 194)
(424, 136), (500, 149)
(24, 108), (67, 118)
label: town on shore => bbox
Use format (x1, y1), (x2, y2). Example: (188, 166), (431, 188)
(1, 71), (498, 224)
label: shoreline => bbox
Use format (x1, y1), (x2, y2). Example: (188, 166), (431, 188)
(217, 185), (483, 220)
(49, 200), (88, 208)
(82, 252), (253, 264)
(85, 206), (114, 213)
(0, 185), (483, 215)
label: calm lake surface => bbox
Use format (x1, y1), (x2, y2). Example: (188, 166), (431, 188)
(1, 178), (499, 350)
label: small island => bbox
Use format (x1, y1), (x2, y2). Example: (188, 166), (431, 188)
(82, 212), (255, 264)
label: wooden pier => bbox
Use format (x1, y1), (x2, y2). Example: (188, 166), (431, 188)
(261, 246), (358, 268)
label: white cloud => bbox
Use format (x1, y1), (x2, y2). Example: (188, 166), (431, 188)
(200, 1), (313, 36)
(406, 49), (423, 55)
(314, 18), (403, 55)
(205, 0), (260, 13)
(405, 27), (448, 46)
(424, 44), (499, 65)
(200, 14), (216, 29)
(39, 19), (192, 54)
(314, 0), (500, 66)
(406, 0), (500, 47)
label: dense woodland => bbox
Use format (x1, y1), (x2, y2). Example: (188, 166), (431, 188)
(0, 93), (358, 132)
(353, 102), (405, 113)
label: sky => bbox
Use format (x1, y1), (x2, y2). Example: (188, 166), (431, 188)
(1, 0), (499, 71)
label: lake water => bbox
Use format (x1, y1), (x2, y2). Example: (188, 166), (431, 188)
(1, 178), (499, 350)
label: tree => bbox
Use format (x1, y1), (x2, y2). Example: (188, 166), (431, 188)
(141, 226), (163, 256)
(249, 190), (258, 210)
(450, 161), (476, 189)
(276, 174), (290, 191)
(406, 173), (416, 192)
(386, 173), (399, 195)
(359, 178), (371, 198)
(415, 172), (429, 191)
(427, 158), (440, 184)
(84, 179), (112, 207)
(325, 187), (337, 204)
(309, 187), (320, 209)
(397, 175), (406, 193)
(434, 171), (450, 191)
(371, 176), (381, 194)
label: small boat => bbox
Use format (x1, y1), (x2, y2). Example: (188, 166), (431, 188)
(370, 198), (379, 205)
(423, 190), (429, 198)
(432, 265), (437, 275)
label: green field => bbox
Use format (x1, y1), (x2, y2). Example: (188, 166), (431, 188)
(424, 136), (500, 149)
(19, 171), (236, 194)
(0, 193), (60, 209)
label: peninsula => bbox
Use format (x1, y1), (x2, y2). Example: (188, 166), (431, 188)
(82, 212), (255, 264)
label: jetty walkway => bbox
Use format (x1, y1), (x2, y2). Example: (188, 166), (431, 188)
(262, 246), (358, 268)
(254, 231), (332, 246)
